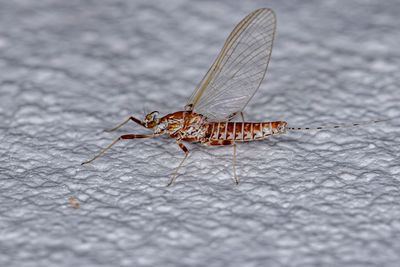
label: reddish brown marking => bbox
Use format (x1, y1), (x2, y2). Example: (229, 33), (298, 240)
(260, 123), (269, 136)
(235, 122), (242, 140)
(206, 123), (213, 139)
(209, 140), (234, 146)
(226, 123), (235, 140)
(177, 141), (189, 153)
(253, 123), (262, 139)
(121, 134), (154, 139)
(205, 121), (288, 143)
(222, 140), (233, 146)
(218, 122), (227, 139)
(164, 111), (185, 120)
(270, 121), (285, 134)
(271, 122), (279, 128)
(130, 116), (147, 128)
(243, 123), (252, 140)
(209, 123), (215, 139)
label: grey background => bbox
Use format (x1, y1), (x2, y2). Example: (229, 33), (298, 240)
(1, 0), (399, 266)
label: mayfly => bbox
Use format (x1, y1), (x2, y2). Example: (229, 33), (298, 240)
(82, 8), (388, 186)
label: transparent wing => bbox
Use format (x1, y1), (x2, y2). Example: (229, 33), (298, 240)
(186, 8), (276, 121)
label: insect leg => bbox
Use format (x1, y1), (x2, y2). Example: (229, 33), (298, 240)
(207, 140), (239, 184)
(167, 140), (189, 187)
(104, 116), (147, 132)
(240, 112), (245, 123)
(81, 134), (155, 165)
(233, 143), (239, 185)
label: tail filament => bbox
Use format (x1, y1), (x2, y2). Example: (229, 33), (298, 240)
(287, 118), (390, 131)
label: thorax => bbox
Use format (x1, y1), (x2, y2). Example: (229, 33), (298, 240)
(156, 111), (210, 140)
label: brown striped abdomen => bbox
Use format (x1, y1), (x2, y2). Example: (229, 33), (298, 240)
(206, 121), (287, 144)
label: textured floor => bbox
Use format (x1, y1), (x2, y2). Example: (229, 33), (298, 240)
(1, 0), (399, 266)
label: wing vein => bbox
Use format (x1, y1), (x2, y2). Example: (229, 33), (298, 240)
(187, 8), (276, 121)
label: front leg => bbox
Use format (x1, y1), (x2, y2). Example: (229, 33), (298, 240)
(81, 134), (155, 165)
(167, 139), (189, 187)
(104, 116), (147, 132)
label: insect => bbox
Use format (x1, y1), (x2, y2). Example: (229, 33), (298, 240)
(69, 197), (79, 209)
(82, 8), (388, 186)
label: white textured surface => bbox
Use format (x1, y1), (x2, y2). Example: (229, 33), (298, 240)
(1, 1), (399, 266)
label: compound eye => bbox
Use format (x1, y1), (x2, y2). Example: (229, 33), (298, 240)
(149, 111), (159, 120)
(146, 111), (159, 123)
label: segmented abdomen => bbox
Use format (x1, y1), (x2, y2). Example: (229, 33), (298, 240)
(207, 121), (287, 143)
